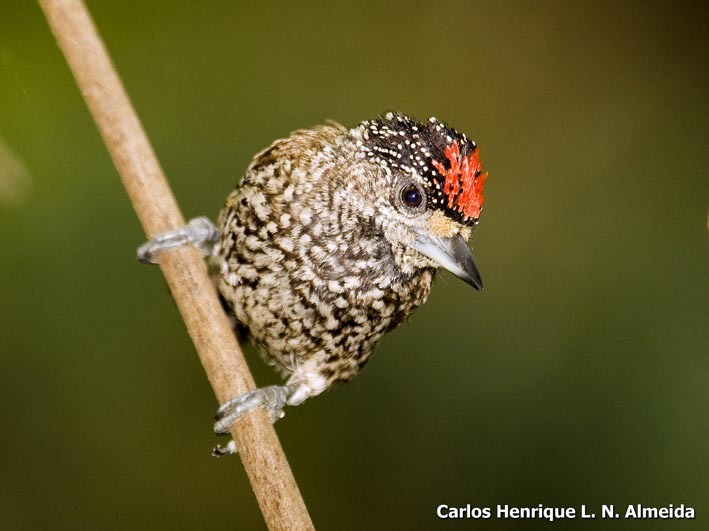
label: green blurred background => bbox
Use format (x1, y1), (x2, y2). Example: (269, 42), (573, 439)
(1, 1), (708, 529)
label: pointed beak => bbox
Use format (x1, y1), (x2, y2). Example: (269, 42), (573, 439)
(409, 233), (483, 290)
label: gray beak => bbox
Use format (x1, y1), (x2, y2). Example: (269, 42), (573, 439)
(410, 233), (483, 290)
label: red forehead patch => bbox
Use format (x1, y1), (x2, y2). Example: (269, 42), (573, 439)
(431, 141), (487, 220)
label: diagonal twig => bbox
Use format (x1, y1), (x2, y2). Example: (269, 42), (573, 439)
(38, 1), (314, 529)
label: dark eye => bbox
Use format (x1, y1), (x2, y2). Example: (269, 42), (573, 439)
(401, 184), (423, 208)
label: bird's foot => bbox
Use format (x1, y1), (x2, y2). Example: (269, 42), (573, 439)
(214, 385), (292, 433)
(211, 385), (296, 456)
(212, 381), (314, 457)
(137, 216), (220, 264)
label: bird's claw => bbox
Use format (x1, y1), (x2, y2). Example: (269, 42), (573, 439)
(213, 385), (290, 435)
(137, 216), (220, 264)
(212, 440), (239, 457)
(211, 386), (291, 458)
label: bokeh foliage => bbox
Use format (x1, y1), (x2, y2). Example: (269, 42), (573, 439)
(1, 2), (707, 529)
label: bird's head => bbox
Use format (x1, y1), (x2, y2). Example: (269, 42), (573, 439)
(353, 112), (488, 290)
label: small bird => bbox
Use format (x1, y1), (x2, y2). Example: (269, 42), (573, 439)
(138, 112), (488, 455)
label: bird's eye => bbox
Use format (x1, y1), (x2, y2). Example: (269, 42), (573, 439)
(399, 183), (425, 211)
(395, 180), (427, 214)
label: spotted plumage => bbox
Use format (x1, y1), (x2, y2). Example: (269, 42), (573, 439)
(210, 112), (487, 407)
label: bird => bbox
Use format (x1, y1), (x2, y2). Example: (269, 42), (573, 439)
(138, 112), (488, 455)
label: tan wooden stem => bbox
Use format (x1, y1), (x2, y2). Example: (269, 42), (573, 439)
(38, 1), (314, 529)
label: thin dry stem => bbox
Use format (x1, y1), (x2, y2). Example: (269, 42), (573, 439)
(38, 1), (314, 529)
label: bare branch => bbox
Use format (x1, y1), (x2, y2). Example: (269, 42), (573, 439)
(38, 1), (314, 529)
